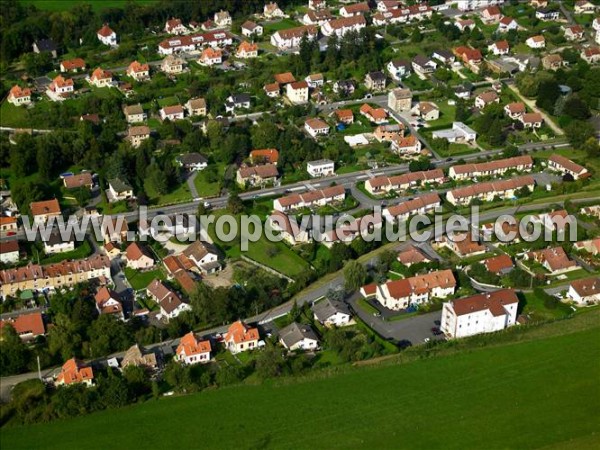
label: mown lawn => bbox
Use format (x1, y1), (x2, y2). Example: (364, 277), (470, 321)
(124, 267), (164, 290)
(3, 313), (599, 449)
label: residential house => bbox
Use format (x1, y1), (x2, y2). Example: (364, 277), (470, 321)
(241, 21), (263, 37)
(279, 322), (319, 351)
(333, 79), (356, 96)
(157, 30), (233, 55)
(504, 102), (526, 119)
(542, 53), (564, 70)
(270, 25), (318, 49)
(312, 298), (352, 327)
(321, 15), (367, 37)
(43, 228), (75, 254)
(273, 185), (345, 212)
(454, 46), (483, 68)
(176, 332), (212, 365)
(365, 169), (444, 195)
(30, 199), (61, 224)
(268, 211), (312, 245)
(488, 40), (510, 55)
(0, 240), (19, 264)
(32, 38), (57, 58)
(0, 216), (18, 234)
(55, 358), (94, 387)
(264, 2), (286, 18)
(46, 75), (74, 101)
(304, 118), (330, 138)
(475, 90), (500, 109)
(412, 55), (437, 77)
(121, 344), (158, 370)
(547, 154), (589, 180)
(387, 59), (411, 80)
(0, 255), (111, 299)
(7, 85), (32, 106)
(365, 71), (386, 91)
(225, 93), (251, 113)
(185, 97), (207, 117)
(161, 55), (186, 74)
(125, 243), (154, 270)
(89, 68), (113, 87)
(377, 0), (400, 12)
(104, 242), (121, 259)
(481, 5), (502, 22)
(274, 72), (296, 85)
(526, 35), (546, 49)
(160, 105), (185, 121)
(431, 122), (477, 143)
(441, 289), (519, 338)
(214, 10), (232, 27)
(127, 61), (150, 81)
(236, 164), (279, 187)
(182, 240), (221, 274)
(236, 41), (258, 59)
(147, 279), (191, 321)
(107, 178), (134, 203)
(60, 58), (86, 73)
(456, 19), (476, 32)
(391, 135), (422, 155)
(440, 233), (486, 258)
(102, 218), (129, 244)
(176, 152), (208, 171)
(97, 24), (117, 46)
(535, 8), (559, 20)
(524, 247), (577, 275)
(250, 149), (279, 165)
(519, 112), (544, 128)
(95, 287), (124, 320)
(374, 123), (404, 142)
(574, 238), (600, 256)
(339, 2), (369, 17)
(432, 50), (455, 65)
(302, 9), (333, 25)
(581, 47), (600, 64)
(360, 104), (388, 124)
(564, 25), (585, 41)
(123, 104), (146, 123)
(305, 73), (324, 88)
(446, 176), (535, 206)
(498, 16), (518, 32)
(412, 102), (439, 121)
(397, 245), (431, 267)
(224, 320), (259, 354)
(388, 87), (412, 112)
(128, 126), (151, 148)
(382, 193), (442, 223)
(370, 269), (456, 310)
(309, 0), (326, 10)
(482, 254), (514, 275)
(0, 312), (45, 341)
(165, 18), (188, 35)
(448, 155), (533, 180)
(286, 80), (309, 104)
(199, 47), (222, 66)
(307, 159), (335, 177)
(574, 1), (596, 14)
(568, 277), (600, 305)
(264, 82), (280, 97)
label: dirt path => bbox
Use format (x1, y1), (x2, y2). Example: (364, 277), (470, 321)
(506, 84), (564, 136)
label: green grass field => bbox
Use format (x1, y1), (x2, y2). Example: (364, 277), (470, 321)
(3, 311), (599, 449)
(21, 0), (158, 12)
(124, 267), (164, 290)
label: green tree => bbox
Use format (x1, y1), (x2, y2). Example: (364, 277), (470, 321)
(344, 260), (367, 292)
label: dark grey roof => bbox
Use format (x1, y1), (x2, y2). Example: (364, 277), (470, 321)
(279, 322), (318, 348)
(108, 177), (133, 193)
(177, 152), (208, 166)
(231, 93), (250, 104)
(412, 55), (433, 67)
(390, 59), (410, 69)
(367, 71), (386, 81)
(34, 38), (57, 52)
(45, 228), (75, 246)
(433, 50), (454, 60)
(312, 298), (351, 322)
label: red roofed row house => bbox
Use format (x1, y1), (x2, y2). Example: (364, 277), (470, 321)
(270, 25), (318, 50)
(158, 30), (233, 55)
(441, 289), (519, 338)
(448, 156), (533, 180)
(365, 169), (445, 195)
(382, 193), (441, 223)
(321, 15), (367, 37)
(372, 4), (432, 26)
(362, 269), (456, 311)
(274, 185), (345, 212)
(547, 154), (589, 180)
(446, 175), (535, 206)
(0, 255), (111, 299)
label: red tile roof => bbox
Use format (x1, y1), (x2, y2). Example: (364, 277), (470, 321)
(0, 312), (45, 337)
(225, 320), (259, 344)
